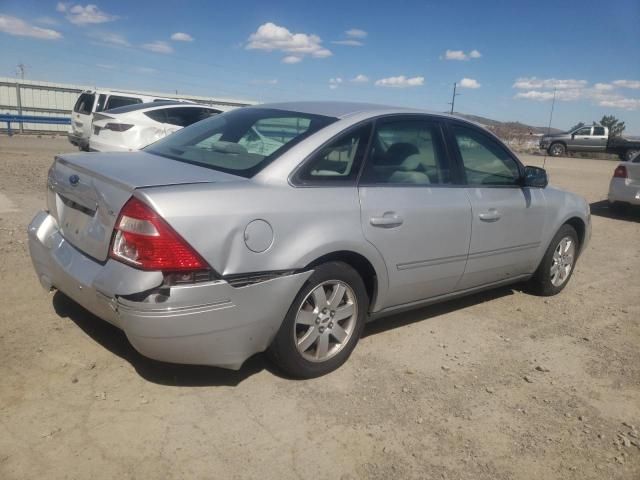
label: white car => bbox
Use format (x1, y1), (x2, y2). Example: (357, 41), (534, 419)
(69, 90), (169, 150)
(608, 153), (640, 211)
(89, 102), (227, 152)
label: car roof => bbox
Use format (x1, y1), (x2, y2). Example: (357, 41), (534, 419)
(259, 101), (455, 120)
(105, 101), (216, 115)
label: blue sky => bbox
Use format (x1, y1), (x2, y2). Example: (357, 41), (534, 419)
(1, 0), (639, 132)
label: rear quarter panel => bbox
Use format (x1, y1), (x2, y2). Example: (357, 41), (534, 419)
(139, 182), (390, 308)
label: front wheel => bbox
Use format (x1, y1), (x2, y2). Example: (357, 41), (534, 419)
(268, 261), (368, 378)
(530, 224), (579, 296)
(548, 143), (565, 157)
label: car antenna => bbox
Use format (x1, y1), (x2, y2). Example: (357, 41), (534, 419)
(542, 88), (557, 169)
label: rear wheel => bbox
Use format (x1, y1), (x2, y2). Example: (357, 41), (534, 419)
(624, 149), (639, 162)
(530, 224), (578, 296)
(548, 143), (565, 157)
(268, 261), (368, 378)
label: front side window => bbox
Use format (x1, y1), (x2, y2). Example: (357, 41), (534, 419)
(73, 93), (95, 114)
(105, 96), (142, 110)
(574, 127), (592, 136)
(452, 124), (521, 186)
(360, 119), (450, 185)
(145, 108), (336, 178)
(95, 94), (107, 112)
(295, 123), (372, 184)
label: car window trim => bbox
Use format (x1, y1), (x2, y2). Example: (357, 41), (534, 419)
(356, 114), (461, 188)
(289, 120), (375, 187)
(444, 119), (525, 188)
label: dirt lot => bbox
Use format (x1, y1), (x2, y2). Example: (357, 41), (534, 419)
(1, 135), (639, 480)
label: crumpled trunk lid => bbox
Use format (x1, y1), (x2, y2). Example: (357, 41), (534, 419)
(47, 151), (242, 262)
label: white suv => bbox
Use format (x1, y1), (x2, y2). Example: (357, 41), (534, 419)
(69, 90), (166, 150)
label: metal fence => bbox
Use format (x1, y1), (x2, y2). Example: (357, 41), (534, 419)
(0, 77), (255, 133)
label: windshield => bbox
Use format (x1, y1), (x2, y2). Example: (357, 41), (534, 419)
(145, 107), (337, 178)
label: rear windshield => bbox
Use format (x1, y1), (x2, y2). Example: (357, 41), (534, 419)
(145, 108), (336, 178)
(73, 93), (95, 114)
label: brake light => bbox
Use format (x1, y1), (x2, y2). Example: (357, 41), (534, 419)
(110, 197), (208, 271)
(104, 123), (134, 132)
(614, 165), (628, 179)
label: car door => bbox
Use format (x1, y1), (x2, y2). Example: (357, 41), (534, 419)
(590, 126), (608, 151)
(448, 122), (547, 289)
(72, 92), (96, 141)
(570, 126), (594, 151)
(358, 116), (472, 308)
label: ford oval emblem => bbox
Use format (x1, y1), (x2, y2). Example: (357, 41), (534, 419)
(69, 174), (80, 186)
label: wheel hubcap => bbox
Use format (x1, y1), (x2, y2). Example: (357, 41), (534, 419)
(550, 236), (575, 287)
(293, 280), (357, 362)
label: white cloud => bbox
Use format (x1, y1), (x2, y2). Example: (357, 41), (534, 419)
(0, 14), (62, 40)
(612, 79), (640, 90)
(350, 74), (369, 83)
(331, 39), (364, 46)
(597, 97), (640, 109)
(62, 4), (118, 25)
(282, 55), (302, 64)
(96, 63), (114, 69)
(250, 79), (278, 85)
(345, 28), (367, 38)
(171, 32), (193, 42)
(90, 31), (129, 47)
(594, 83), (614, 91)
(459, 77), (480, 89)
(512, 77), (588, 90)
(329, 77), (343, 89)
(142, 40), (173, 54)
(444, 49), (481, 61)
(246, 22), (332, 62)
(133, 66), (156, 74)
(375, 75), (424, 88)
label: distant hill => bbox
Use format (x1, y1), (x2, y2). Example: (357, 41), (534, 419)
(453, 113), (564, 136)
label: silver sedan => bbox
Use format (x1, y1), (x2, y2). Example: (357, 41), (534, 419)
(28, 102), (591, 378)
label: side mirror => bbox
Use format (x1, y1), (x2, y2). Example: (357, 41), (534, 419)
(523, 166), (548, 188)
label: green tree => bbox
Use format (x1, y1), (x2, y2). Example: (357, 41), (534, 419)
(568, 122), (585, 132)
(600, 115), (626, 137)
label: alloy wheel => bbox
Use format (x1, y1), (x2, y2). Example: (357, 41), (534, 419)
(550, 236), (575, 287)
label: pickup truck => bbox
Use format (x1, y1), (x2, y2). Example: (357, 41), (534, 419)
(539, 125), (640, 161)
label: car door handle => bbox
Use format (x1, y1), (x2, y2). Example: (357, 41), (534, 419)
(478, 209), (501, 222)
(370, 212), (403, 228)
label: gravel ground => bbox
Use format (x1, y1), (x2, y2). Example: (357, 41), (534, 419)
(1, 134), (639, 480)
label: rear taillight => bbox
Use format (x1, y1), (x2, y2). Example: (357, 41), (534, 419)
(110, 197), (208, 272)
(614, 165), (628, 178)
(104, 123), (134, 132)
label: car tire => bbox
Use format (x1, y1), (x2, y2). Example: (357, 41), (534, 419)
(609, 201), (629, 214)
(530, 224), (579, 296)
(548, 143), (565, 157)
(625, 149), (639, 162)
(267, 261), (368, 378)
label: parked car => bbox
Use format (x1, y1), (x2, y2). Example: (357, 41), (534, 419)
(539, 125), (640, 160)
(608, 153), (640, 212)
(28, 102), (591, 378)
(89, 101), (227, 152)
(69, 89), (173, 151)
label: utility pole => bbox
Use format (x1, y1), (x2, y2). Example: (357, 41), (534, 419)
(448, 82), (460, 114)
(16, 63), (27, 80)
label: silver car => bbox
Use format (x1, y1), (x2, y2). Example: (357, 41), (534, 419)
(28, 102), (591, 378)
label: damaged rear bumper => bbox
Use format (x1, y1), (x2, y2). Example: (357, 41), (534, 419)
(28, 210), (312, 370)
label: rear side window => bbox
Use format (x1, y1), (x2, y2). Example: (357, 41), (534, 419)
(164, 107), (218, 127)
(296, 123), (372, 185)
(593, 126), (605, 136)
(452, 124), (521, 186)
(105, 96), (142, 110)
(144, 109), (168, 123)
(360, 119), (451, 185)
(73, 93), (95, 114)
(95, 94), (108, 112)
